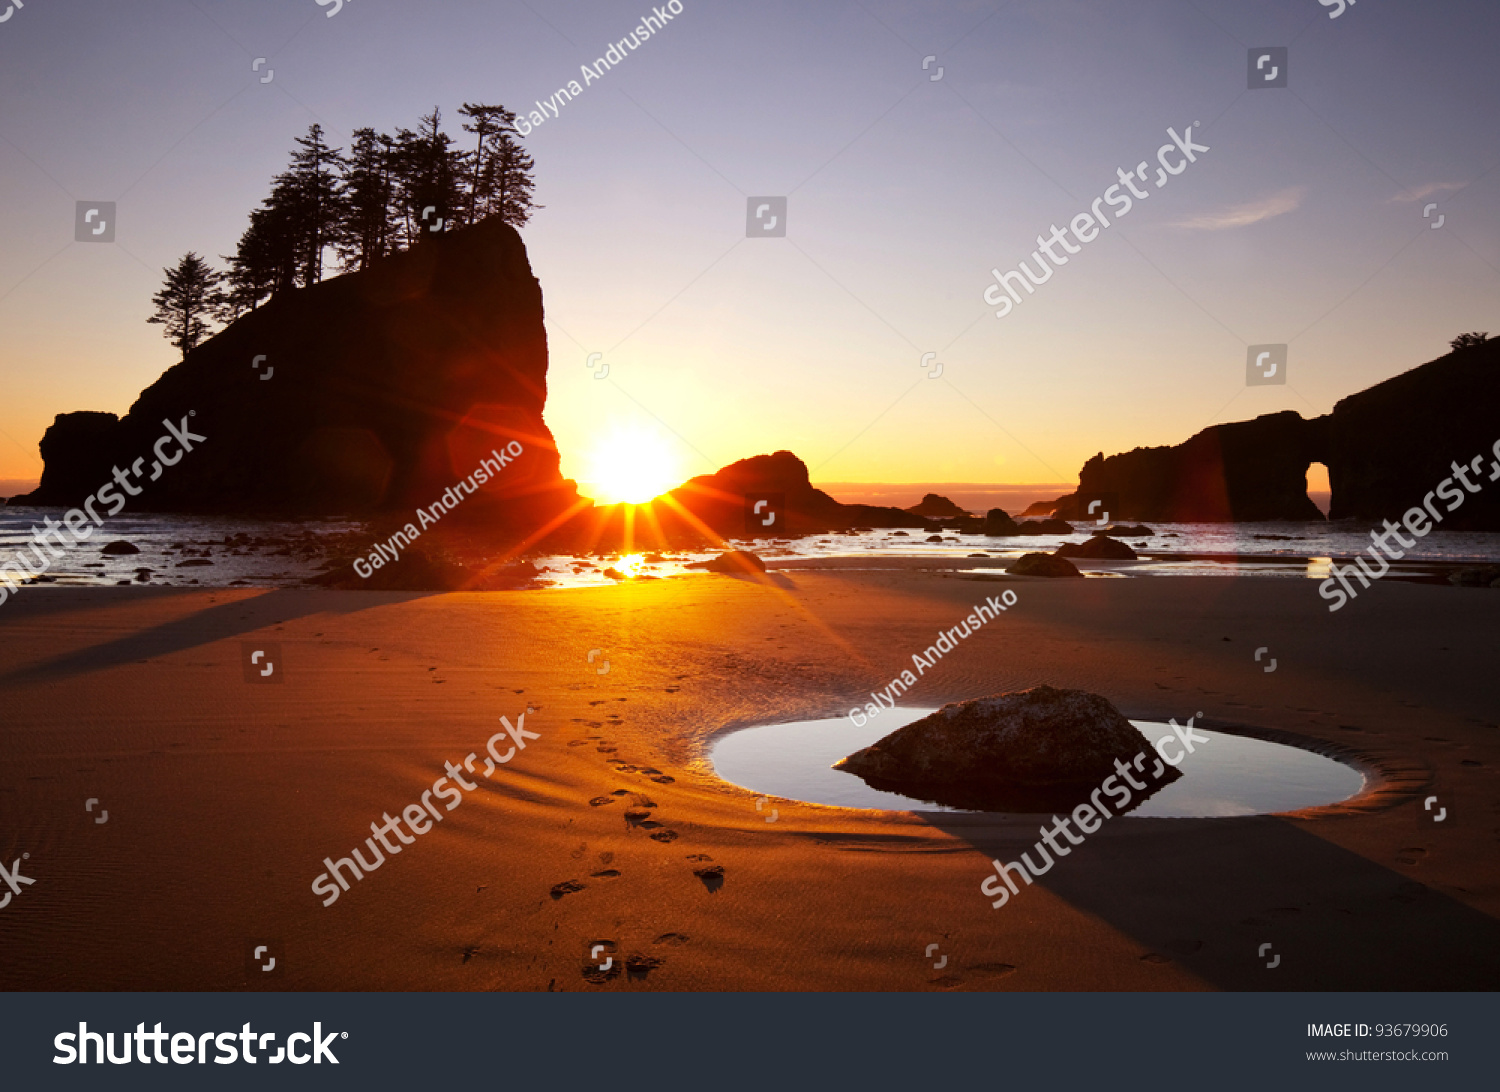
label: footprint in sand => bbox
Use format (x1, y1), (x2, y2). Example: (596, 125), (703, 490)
(623, 808), (653, 828)
(550, 880), (586, 900)
(590, 869), (621, 880)
(686, 853), (713, 862)
(932, 963), (1015, 988)
(650, 830), (679, 843)
(589, 797), (615, 807)
(654, 933), (690, 946)
(582, 940), (620, 984)
(693, 865), (725, 893)
(1392, 881), (1429, 904)
(461, 946), (480, 964)
(625, 954), (662, 981)
(969, 962), (1016, 979)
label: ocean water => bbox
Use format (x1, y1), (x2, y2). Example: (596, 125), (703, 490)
(0, 506), (1496, 591)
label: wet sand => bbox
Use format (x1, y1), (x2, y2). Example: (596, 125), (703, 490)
(0, 572), (1495, 990)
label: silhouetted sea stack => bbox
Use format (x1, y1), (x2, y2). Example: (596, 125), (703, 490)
(644, 450), (925, 540)
(1326, 337), (1500, 531)
(906, 493), (968, 519)
(1034, 340), (1500, 528)
(13, 217), (581, 530)
(833, 686), (1180, 811)
(1051, 410), (1326, 523)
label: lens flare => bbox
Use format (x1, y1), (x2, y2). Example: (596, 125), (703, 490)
(584, 426), (683, 505)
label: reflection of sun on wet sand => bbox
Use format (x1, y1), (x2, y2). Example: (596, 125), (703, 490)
(0, 571), (1496, 991)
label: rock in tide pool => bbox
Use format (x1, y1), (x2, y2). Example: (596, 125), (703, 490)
(833, 686), (1181, 811)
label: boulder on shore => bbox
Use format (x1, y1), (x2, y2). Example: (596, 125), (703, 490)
(984, 508), (1020, 535)
(1006, 552), (1083, 578)
(684, 549), (766, 574)
(1056, 535), (1137, 560)
(1016, 518), (1074, 535)
(833, 685), (1181, 811)
(1447, 565), (1500, 588)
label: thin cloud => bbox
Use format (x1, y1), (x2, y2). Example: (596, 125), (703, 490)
(1173, 187), (1305, 230)
(1391, 181), (1464, 203)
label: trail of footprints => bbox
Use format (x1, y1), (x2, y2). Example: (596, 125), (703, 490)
(549, 724), (728, 985)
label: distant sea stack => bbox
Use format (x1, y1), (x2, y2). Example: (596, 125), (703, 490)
(13, 217), (581, 527)
(1051, 410), (1326, 523)
(1042, 341), (1500, 529)
(654, 450), (926, 538)
(905, 493), (968, 519)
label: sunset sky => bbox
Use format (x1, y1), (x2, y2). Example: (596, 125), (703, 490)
(1, 0), (1496, 502)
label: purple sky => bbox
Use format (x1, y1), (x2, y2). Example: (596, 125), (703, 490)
(1, 0), (1496, 500)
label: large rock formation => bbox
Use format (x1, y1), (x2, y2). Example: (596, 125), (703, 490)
(642, 450), (925, 540)
(834, 686), (1179, 811)
(906, 493), (968, 518)
(12, 217), (580, 530)
(1048, 411), (1326, 523)
(1035, 341), (1500, 528)
(1325, 338), (1500, 530)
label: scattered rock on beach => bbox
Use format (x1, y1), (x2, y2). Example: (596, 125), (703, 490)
(1005, 552), (1083, 578)
(1015, 518), (1074, 535)
(1448, 565), (1500, 587)
(984, 508), (1021, 535)
(833, 685), (1180, 811)
(100, 540), (140, 555)
(1056, 535), (1137, 560)
(685, 549), (766, 574)
(308, 547), (469, 591)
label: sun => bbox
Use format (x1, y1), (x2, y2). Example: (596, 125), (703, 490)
(584, 425), (684, 505)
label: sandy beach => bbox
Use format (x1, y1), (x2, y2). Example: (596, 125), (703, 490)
(0, 570), (1496, 991)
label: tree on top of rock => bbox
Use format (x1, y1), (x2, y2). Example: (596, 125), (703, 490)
(391, 108), (467, 246)
(284, 124), (347, 286)
(1451, 332), (1490, 351)
(459, 102), (541, 228)
(148, 252), (225, 360)
(338, 127), (398, 272)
